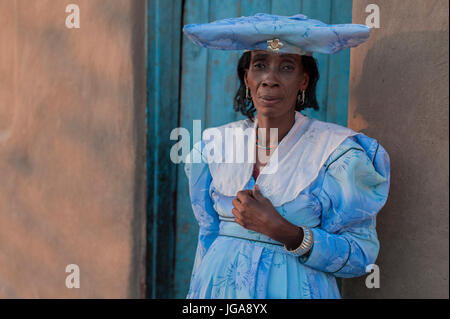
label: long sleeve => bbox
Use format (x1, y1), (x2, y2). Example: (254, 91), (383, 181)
(299, 136), (391, 278)
(184, 140), (220, 284)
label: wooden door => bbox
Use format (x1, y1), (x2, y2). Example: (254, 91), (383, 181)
(147, 0), (353, 298)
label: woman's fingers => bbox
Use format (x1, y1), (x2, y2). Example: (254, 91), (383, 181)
(236, 190), (253, 204)
(252, 184), (265, 201)
(232, 208), (247, 227)
(232, 190), (260, 229)
(231, 207), (241, 217)
(232, 198), (244, 211)
(234, 217), (246, 227)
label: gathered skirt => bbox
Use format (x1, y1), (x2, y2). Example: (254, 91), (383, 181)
(186, 235), (342, 299)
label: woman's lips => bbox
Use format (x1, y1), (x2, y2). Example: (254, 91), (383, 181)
(259, 95), (282, 105)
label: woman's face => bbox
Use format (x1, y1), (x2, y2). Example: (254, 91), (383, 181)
(244, 50), (309, 118)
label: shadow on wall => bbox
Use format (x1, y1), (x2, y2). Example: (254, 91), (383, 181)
(344, 30), (449, 298)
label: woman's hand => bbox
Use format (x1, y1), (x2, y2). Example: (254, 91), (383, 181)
(231, 184), (303, 249)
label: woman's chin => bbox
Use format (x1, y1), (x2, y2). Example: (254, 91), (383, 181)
(255, 104), (283, 116)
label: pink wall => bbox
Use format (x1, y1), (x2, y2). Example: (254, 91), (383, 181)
(0, 0), (147, 298)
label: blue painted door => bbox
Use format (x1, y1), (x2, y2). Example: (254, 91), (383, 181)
(147, 0), (353, 298)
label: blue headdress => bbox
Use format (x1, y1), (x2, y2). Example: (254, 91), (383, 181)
(183, 13), (370, 56)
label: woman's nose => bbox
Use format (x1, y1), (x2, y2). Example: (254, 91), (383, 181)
(261, 70), (280, 87)
(262, 79), (279, 87)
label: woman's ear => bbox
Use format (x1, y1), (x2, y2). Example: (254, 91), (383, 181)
(301, 72), (309, 91)
(244, 69), (249, 87)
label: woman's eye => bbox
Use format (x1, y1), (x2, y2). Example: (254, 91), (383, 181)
(282, 64), (295, 71)
(253, 63), (265, 69)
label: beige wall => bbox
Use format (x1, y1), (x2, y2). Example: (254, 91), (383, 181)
(0, 0), (147, 298)
(344, 0), (449, 298)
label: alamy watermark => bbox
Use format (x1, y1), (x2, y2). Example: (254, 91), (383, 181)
(365, 4), (380, 28)
(63, 4), (379, 30)
(365, 264), (380, 289)
(65, 264), (80, 288)
(65, 4), (80, 29)
(170, 121), (280, 174)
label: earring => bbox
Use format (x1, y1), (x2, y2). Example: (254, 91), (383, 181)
(246, 86), (252, 100)
(297, 90), (305, 105)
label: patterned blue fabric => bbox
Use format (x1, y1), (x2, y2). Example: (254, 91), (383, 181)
(183, 13), (370, 55)
(184, 130), (390, 299)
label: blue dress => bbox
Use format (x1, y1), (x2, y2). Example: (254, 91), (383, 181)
(184, 112), (390, 299)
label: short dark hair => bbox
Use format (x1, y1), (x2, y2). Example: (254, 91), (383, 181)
(233, 51), (320, 121)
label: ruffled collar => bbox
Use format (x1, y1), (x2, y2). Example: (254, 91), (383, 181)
(204, 111), (358, 206)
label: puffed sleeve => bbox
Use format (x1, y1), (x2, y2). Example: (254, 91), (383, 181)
(299, 135), (390, 278)
(184, 140), (220, 280)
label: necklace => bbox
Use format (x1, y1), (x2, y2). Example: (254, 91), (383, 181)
(255, 125), (277, 150)
(255, 137), (277, 150)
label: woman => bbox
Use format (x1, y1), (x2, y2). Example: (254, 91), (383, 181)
(182, 13), (390, 299)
